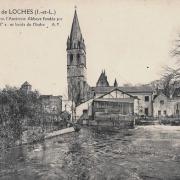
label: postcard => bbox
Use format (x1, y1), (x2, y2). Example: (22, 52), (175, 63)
(0, 1), (180, 179)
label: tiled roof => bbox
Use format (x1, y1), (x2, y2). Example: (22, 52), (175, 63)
(92, 85), (153, 94)
(119, 86), (153, 93)
(153, 92), (167, 100)
(39, 95), (62, 99)
(94, 98), (134, 103)
(21, 81), (31, 86)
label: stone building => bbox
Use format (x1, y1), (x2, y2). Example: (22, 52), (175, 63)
(67, 10), (91, 106)
(39, 95), (62, 115)
(76, 88), (138, 126)
(92, 88), (138, 120)
(19, 82), (63, 116)
(67, 10), (154, 118)
(153, 89), (180, 117)
(20, 81), (32, 94)
(92, 74), (154, 116)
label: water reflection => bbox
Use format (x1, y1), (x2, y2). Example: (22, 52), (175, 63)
(0, 126), (180, 180)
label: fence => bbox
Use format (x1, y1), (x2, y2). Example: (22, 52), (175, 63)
(135, 116), (180, 125)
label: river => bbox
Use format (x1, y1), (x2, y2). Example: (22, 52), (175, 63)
(0, 125), (180, 180)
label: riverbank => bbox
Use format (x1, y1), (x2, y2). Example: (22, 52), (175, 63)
(44, 127), (75, 139)
(0, 124), (180, 180)
(135, 124), (180, 131)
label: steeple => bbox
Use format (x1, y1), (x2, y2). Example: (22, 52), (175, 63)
(66, 9), (88, 105)
(70, 9), (81, 41)
(96, 70), (110, 87)
(114, 78), (118, 87)
(67, 9), (85, 51)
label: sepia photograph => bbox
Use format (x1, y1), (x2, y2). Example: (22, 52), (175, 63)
(0, 0), (180, 179)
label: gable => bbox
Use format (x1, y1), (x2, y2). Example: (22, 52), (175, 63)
(96, 88), (134, 100)
(101, 89), (131, 99)
(154, 94), (168, 102)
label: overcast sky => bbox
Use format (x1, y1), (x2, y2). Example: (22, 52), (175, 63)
(0, 0), (180, 96)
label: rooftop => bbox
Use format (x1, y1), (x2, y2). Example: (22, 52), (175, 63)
(92, 85), (153, 94)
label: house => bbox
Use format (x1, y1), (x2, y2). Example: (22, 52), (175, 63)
(76, 88), (139, 123)
(92, 88), (138, 120)
(120, 85), (154, 116)
(92, 77), (154, 116)
(153, 89), (180, 117)
(153, 92), (171, 117)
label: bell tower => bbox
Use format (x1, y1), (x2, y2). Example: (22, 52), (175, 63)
(67, 9), (87, 105)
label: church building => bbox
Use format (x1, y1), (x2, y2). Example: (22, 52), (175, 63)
(67, 10), (154, 118)
(66, 10), (91, 106)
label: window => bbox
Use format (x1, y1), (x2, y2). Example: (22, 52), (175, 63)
(70, 54), (73, 64)
(176, 109), (179, 115)
(77, 54), (80, 64)
(160, 100), (164, 105)
(145, 96), (149, 102)
(158, 110), (161, 116)
(163, 110), (167, 115)
(145, 108), (149, 116)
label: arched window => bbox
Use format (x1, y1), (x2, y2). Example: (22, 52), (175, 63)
(74, 43), (76, 48)
(77, 54), (80, 64)
(70, 54), (73, 65)
(78, 41), (81, 48)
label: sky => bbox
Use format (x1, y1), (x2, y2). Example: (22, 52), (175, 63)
(0, 0), (180, 96)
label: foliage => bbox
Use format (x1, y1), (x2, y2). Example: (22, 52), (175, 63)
(69, 78), (81, 106)
(26, 127), (44, 144)
(160, 66), (180, 97)
(171, 34), (180, 63)
(0, 86), (40, 146)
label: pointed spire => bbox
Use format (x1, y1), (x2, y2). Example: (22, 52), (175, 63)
(67, 36), (70, 49)
(96, 70), (110, 87)
(114, 78), (118, 87)
(67, 9), (86, 51)
(70, 9), (82, 42)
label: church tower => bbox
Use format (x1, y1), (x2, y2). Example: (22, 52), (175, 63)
(96, 70), (110, 87)
(67, 10), (87, 105)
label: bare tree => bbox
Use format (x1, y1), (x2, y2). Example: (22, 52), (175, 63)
(64, 78), (82, 122)
(160, 66), (180, 97)
(171, 34), (180, 63)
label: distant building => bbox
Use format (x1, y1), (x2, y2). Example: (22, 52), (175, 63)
(96, 70), (110, 87)
(20, 81), (32, 94)
(67, 10), (154, 118)
(19, 82), (63, 115)
(39, 95), (62, 115)
(153, 92), (170, 117)
(92, 81), (154, 116)
(153, 89), (180, 117)
(92, 88), (138, 120)
(76, 88), (139, 120)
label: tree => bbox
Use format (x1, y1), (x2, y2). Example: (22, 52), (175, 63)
(171, 34), (180, 63)
(160, 66), (180, 97)
(0, 86), (40, 145)
(67, 78), (82, 122)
